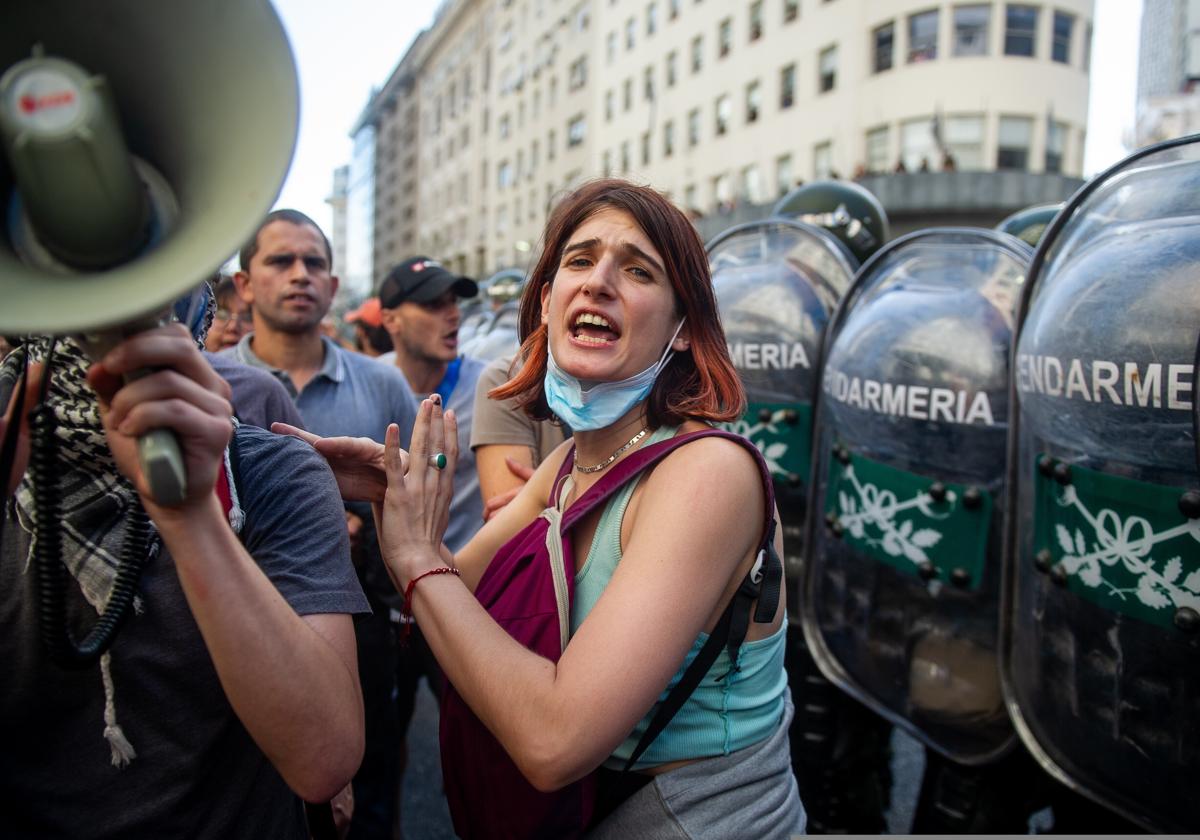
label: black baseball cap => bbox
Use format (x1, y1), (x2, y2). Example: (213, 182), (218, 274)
(378, 257), (478, 307)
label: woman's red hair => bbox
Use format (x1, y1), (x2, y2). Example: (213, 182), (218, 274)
(491, 179), (745, 427)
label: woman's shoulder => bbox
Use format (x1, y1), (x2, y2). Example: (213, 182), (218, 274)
(644, 423), (766, 500)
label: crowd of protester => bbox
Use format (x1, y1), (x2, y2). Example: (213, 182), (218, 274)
(0, 180), (802, 838)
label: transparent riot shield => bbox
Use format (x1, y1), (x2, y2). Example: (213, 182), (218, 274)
(708, 218), (855, 589)
(1002, 135), (1200, 833)
(803, 229), (1032, 765)
(711, 219), (899, 833)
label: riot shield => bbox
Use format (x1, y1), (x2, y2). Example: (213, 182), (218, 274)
(803, 229), (1032, 765)
(711, 218), (897, 833)
(708, 218), (855, 589)
(1002, 135), (1200, 833)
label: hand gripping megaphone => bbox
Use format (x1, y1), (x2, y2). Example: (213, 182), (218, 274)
(1, 0), (298, 502)
(0, 0), (298, 664)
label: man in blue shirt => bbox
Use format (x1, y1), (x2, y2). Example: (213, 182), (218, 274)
(223, 209), (418, 840)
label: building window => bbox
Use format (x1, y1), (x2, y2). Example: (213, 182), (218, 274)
(626, 17), (637, 49)
(901, 117), (935, 171)
(1005, 5), (1038, 57)
(783, 0), (799, 23)
(1083, 21), (1092, 71)
(644, 65), (655, 101)
(813, 141), (833, 179)
(498, 160), (513, 189)
(569, 56), (587, 91)
(647, 2), (658, 35)
(664, 120), (675, 157)
(666, 50), (678, 86)
(605, 89), (614, 121)
(607, 31), (617, 63)
(780, 62), (796, 108)
(688, 107), (701, 146)
(715, 94), (732, 135)
(712, 172), (733, 208)
(866, 125), (889, 173)
(670, 0), (680, 21)
(944, 114), (984, 169)
(718, 18), (733, 58)
(1045, 120), (1067, 173)
(499, 114), (511, 139)
(953, 5), (990, 56)
(873, 22), (894, 73)
(775, 154), (793, 196)
(641, 131), (651, 165)
(908, 9), (938, 62)
(623, 78), (633, 111)
(746, 80), (762, 123)
(997, 115), (1033, 169)
(548, 129), (556, 160)
(568, 114), (586, 147)
(1052, 11), (1073, 63)
(684, 184), (698, 211)
(818, 45), (837, 92)
(691, 35), (704, 73)
(621, 140), (630, 172)
(749, 1), (764, 40)
(741, 164), (763, 203)
(603, 149), (612, 176)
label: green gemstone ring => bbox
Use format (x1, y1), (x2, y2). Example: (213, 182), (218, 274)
(427, 453), (447, 470)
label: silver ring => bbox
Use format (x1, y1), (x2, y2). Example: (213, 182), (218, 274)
(427, 452), (447, 470)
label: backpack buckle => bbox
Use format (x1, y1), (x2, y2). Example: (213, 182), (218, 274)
(750, 549), (765, 584)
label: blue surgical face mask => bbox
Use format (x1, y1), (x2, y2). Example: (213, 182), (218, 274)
(544, 319), (685, 431)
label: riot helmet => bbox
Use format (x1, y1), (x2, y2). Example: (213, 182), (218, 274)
(803, 228), (1032, 764)
(995, 203), (1062, 248)
(1002, 135), (1200, 833)
(773, 180), (890, 265)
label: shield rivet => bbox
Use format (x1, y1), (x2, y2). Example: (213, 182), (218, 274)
(758, 407), (773, 423)
(787, 472), (802, 488)
(950, 568), (971, 588)
(1175, 607), (1200, 632)
(918, 561), (938, 581)
(783, 409), (799, 425)
(1034, 549), (1053, 573)
(824, 511), (837, 528)
(962, 487), (982, 510)
(1053, 463), (1072, 486)
(835, 446), (851, 465)
(1037, 455), (1056, 477)
(1049, 565), (1069, 587)
(831, 521), (845, 539)
(928, 482), (947, 502)
(1178, 490), (1200, 519)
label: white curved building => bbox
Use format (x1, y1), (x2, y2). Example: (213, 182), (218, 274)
(357, 0), (1093, 277)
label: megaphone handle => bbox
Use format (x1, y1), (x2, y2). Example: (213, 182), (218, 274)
(121, 365), (187, 506)
(136, 422), (187, 507)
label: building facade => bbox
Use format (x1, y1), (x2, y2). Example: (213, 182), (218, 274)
(1136, 0), (1200, 148)
(350, 0), (1093, 282)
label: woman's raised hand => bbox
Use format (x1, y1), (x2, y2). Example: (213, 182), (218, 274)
(378, 397), (458, 589)
(271, 422), (388, 502)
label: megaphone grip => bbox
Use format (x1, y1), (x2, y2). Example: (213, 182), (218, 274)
(137, 427), (186, 507)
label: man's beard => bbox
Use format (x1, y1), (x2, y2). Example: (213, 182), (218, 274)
(258, 304), (324, 335)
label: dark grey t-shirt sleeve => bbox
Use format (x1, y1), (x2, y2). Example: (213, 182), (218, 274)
(233, 426), (368, 616)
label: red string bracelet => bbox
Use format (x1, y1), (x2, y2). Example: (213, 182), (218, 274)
(400, 566), (460, 643)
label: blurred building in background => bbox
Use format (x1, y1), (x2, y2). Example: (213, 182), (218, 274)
(1135, 0), (1200, 148)
(342, 0), (1094, 284)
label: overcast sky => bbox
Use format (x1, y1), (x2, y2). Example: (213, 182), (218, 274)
(271, 0), (1143, 232)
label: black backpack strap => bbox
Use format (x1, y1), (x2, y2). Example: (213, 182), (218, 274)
(621, 431), (782, 772)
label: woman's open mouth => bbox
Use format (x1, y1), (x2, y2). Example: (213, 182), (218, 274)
(570, 311), (620, 346)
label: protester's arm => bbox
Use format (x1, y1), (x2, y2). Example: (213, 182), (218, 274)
(478, 453), (535, 521)
(380, 402), (776, 791)
(90, 326), (364, 803)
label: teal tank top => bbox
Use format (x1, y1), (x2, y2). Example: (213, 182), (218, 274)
(569, 426), (788, 770)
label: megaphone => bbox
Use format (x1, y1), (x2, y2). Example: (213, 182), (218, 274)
(0, 0), (298, 665)
(1, 0), (299, 500)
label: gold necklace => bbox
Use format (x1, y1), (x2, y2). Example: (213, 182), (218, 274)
(575, 427), (648, 474)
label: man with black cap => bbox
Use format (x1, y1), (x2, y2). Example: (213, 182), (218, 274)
(377, 257), (486, 825)
(377, 257), (485, 551)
